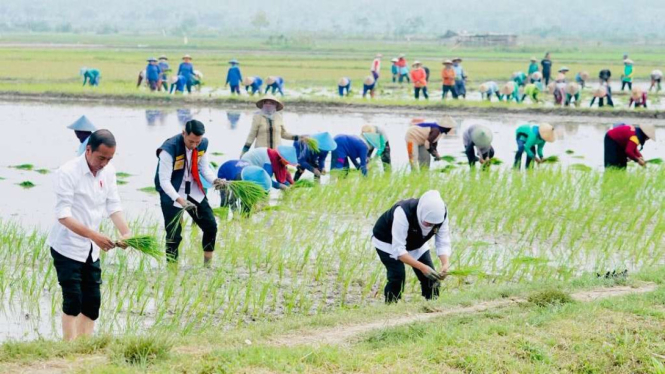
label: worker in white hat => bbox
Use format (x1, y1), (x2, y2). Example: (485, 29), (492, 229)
(513, 123), (555, 169)
(628, 87), (648, 108)
(479, 81), (501, 101)
(649, 70), (662, 93)
(463, 124), (494, 167)
(604, 123), (655, 169)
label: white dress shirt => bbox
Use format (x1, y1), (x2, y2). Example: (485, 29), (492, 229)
(158, 148), (216, 208)
(372, 207), (451, 260)
(46, 155), (123, 263)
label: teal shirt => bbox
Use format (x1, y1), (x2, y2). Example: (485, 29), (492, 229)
(623, 65), (634, 82)
(516, 125), (545, 159)
(528, 63), (539, 75)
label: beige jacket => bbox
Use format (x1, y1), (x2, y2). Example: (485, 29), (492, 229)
(244, 112), (296, 149)
(405, 126), (442, 148)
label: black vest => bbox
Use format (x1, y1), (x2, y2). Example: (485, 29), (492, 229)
(373, 198), (445, 251)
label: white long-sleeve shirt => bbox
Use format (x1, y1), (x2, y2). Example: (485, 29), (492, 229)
(46, 155), (123, 263)
(158, 148), (216, 207)
(372, 207), (451, 260)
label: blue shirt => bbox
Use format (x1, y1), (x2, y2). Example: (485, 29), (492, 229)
(158, 62), (170, 79)
(226, 66), (243, 86)
(453, 64), (465, 80)
(331, 135), (368, 176)
(248, 77), (263, 91)
(178, 62), (195, 81)
(294, 140), (328, 173)
(146, 64), (161, 81)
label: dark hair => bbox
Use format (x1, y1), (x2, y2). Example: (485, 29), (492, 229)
(185, 120), (205, 136)
(88, 129), (116, 152)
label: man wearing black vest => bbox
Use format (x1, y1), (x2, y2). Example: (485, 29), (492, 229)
(372, 190), (451, 303)
(155, 120), (225, 265)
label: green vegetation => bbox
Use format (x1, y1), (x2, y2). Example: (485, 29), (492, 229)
(17, 181), (35, 188)
(138, 186), (158, 194)
(12, 164), (34, 171)
(116, 172), (133, 178)
(122, 235), (162, 260)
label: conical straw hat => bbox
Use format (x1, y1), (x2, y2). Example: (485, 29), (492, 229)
(639, 124), (656, 140)
(255, 94), (284, 111)
(538, 123), (555, 143)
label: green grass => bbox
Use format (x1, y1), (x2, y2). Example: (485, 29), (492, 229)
(17, 181), (36, 188)
(116, 172), (133, 178)
(12, 164), (34, 171)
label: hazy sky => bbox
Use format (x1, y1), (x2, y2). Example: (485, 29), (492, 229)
(2, 0), (664, 38)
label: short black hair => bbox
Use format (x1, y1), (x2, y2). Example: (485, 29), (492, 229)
(185, 120), (205, 136)
(88, 129), (116, 152)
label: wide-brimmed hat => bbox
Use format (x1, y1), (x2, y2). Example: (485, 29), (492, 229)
(593, 86), (607, 98)
(311, 132), (337, 151)
(442, 60), (453, 65)
(391, 58), (398, 62)
(500, 82), (515, 95)
(624, 59), (634, 65)
(147, 57), (157, 62)
(566, 82), (580, 95)
(228, 58), (239, 65)
(530, 57), (538, 62)
(580, 71), (590, 80)
(255, 94), (284, 111)
(364, 76), (375, 85)
(182, 54), (192, 60)
(338, 77), (350, 86)
(67, 115), (97, 132)
(558, 66), (570, 72)
(479, 83), (488, 92)
(531, 71), (542, 80)
(362, 133), (383, 150)
(471, 125), (493, 148)
(361, 124), (376, 134)
(158, 55), (168, 60)
(412, 60), (422, 67)
(639, 124), (657, 140)
(243, 76), (255, 86)
(538, 123), (555, 142)
(265, 76), (277, 85)
(438, 116), (457, 129)
(631, 86), (644, 99)
(652, 70), (663, 78)
(410, 118), (426, 126)
(277, 145), (298, 165)
(452, 57), (462, 62)
(241, 166), (272, 192)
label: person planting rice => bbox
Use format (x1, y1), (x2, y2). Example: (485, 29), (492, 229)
(67, 115), (97, 156)
(528, 57), (539, 80)
(397, 54), (410, 83)
(144, 57), (162, 92)
(500, 81), (520, 103)
(338, 77), (352, 97)
(47, 129), (131, 341)
(361, 124), (391, 171)
(650, 70), (662, 92)
(243, 76), (263, 96)
(604, 123), (656, 169)
(513, 123), (556, 169)
(225, 59), (242, 95)
(441, 60), (457, 99)
(553, 81), (567, 106)
(512, 71), (527, 87)
(452, 58), (467, 98)
(371, 53), (382, 81)
(565, 82), (581, 107)
(479, 81), (502, 101)
(390, 58), (399, 82)
(293, 132), (337, 181)
(241, 145), (299, 189)
(621, 59), (634, 91)
(80, 67), (100, 86)
(599, 68), (612, 85)
(330, 134), (369, 176)
(217, 161), (271, 209)
(177, 55), (196, 94)
(556, 67), (569, 83)
(541, 52), (553, 86)
(155, 120), (226, 264)
(362, 76), (376, 98)
(521, 83), (543, 103)
(264, 76), (285, 96)
(241, 95), (306, 157)
(170, 75), (187, 94)
(372, 190), (451, 303)
(405, 117), (456, 170)
(410, 61), (428, 100)
(158, 56), (170, 91)
(629, 87), (648, 108)
(575, 71), (589, 89)
(463, 124), (494, 167)
(530, 71), (543, 84)
(590, 84), (613, 108)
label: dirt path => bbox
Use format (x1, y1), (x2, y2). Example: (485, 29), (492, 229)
(1, 283), (657, 373)
(270, 283), (658, 347)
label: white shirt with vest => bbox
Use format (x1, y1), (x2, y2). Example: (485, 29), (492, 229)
(158, 147), (216, 208)
(372, 206), (452, 261)
(47, 154), (123, 263)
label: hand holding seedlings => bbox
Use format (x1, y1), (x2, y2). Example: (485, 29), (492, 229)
(213, 178), (227, 190)
(183, 201), (198, 215)
(115, 232), (133, 249)
(421, 265), (443, 281)
(92, 232), (116, 251)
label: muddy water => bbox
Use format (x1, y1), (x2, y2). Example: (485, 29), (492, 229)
(1, 101), (663, 229)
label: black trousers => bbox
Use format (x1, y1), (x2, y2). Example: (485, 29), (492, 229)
(367, 141), (392, 171)
(51, 247), (102, 320)
(442, 85), (458, 99)
(621, 81), (632, 91)
(376, 249), (440, 303)
(514, 138), (536, 169)
(162, 196), (217, 262)
(414, 86), (429, 99)
(604, 134), (627, 169)
(465, 143), (495, 166)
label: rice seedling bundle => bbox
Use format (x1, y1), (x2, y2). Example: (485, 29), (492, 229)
(647, 158), (663, 165)
(121, 235), (162, 260)
(565, 149), (575, 154)
(304, 137), (320, 153)
(226, 181), (267, 210)
(293, 179), (316, 189)
(13, 164), (34, 170)
(439, 155), (456, 163)
(116, 172), (132, 178)
(18, 181), (35, 189)
(35, 169), (50, 175)
(446, 267), (485, 277)
(542, 155), (559, 163)
(488, 158), (503, 165)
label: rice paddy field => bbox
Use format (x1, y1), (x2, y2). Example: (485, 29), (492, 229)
(1, 34), (665, 373)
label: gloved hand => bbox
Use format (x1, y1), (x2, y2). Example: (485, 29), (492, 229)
(213, 178), (227, 190)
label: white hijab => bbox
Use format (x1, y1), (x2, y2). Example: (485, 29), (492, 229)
(416, 190), (447, 235)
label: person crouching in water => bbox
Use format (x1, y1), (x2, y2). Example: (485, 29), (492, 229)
(604, 123), (655, 169)
(372, 190), (451, 303)
(565, 82), (581, 107)
(629, 87), (648, 109)
(338, 77), (352, 97)
(463, 124), (494, 167)
(650, 70), (662, 93)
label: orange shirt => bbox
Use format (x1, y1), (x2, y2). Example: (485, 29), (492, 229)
(441, 68), (456, 86)
(410, 68), (427, 87)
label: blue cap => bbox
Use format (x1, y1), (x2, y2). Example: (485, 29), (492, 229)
(241, 166), (272, 192)
(311, 132), (337, 151)
(277, 145), (298, 165)
(67, 116), (97, 132)
(362, 133), (382, 150)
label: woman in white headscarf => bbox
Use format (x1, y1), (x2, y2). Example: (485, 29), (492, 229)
(240, 95), (305, 157)
(371, 190), (452, 303)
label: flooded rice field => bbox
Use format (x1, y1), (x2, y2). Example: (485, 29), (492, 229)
(1, 100), (663, 229)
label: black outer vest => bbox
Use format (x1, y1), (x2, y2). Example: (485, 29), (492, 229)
(373, 198), (445, 251)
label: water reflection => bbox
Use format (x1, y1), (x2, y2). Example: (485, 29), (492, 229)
(226, 111), (241, 129)
(145, 109), (166, 126)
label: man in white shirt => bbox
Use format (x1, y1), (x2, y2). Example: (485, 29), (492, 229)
(47, 129), (131, 341)
(155, 120), (225, 265)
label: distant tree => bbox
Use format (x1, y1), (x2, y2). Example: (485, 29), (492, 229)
(252, 11), (269, 31)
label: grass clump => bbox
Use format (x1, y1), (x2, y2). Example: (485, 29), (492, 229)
(570, 163), (592, 172)
(527, 289), (574, 307)
(121, 235), (161, 260)
(12, 164), (34, 170)
(565, 149), (575, 154)
(18, 181), (35, 189)
(111, 335), (172, 366)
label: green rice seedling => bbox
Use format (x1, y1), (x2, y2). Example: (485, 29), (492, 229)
(18, 181), (36, 189)
(439, 155), (456, 163)
(210, 161), (219, 168)
(303, 137), (320, 153)
(570, 164), (592, 172)
(116, 172), (132, 178)
(647, 158), (663, 165)
(488, 158), (503, 165)
(293, 179), (316, 189)
(565, 149), (575, 154)
(12, 164), (34, 170)
(541, 155), (559, 163)
(111, 334), (173, 366)
(572, 155), (585, 159)
(211, 152), (225, 156)
(117, 180), (128, 185)
(35, 169), (50, 175)
(226, 181), (268, 211)
(438, 165), (456, 173)
(138, 186), (158, 194)
(446, 267), (485, 277)
(121, 235), (161, 260)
